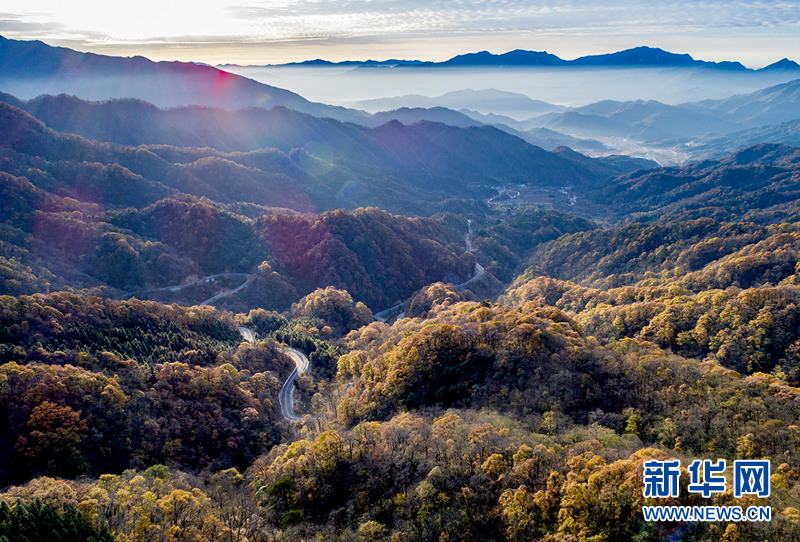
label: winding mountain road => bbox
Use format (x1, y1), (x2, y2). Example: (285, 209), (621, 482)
(456, 219), (485, 288)
(457, 262), (485, 289)
(487, 187), (520, 205)
(237, 326), (311, 423)
(270, 218), (485, 421)
(127, 272), (253, 306)
(279, 347), (311, 422)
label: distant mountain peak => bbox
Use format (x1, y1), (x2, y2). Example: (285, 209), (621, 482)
(440, 49), (566, 67)
(760, 58), (800, 71)
(570, 46), (747, 70)
(572, 46), (693, 66)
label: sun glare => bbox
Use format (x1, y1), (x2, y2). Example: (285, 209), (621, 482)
(7, 0), (245, 41)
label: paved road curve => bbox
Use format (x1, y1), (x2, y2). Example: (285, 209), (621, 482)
(456, 262), (485, 289)
(127, 272), (253, 306)
(279, 347), (311, 422)
(237, 326), (311, 423)
(199, 274), (254, 306)
(238, 327), (255, 343)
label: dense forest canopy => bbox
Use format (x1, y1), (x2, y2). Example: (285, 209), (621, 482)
(2, 86), (800, 541)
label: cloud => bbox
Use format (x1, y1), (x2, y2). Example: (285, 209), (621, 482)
(220, 0), (800, 34)
(214, 0), (800, 44)
(2, 0), (799, 65)
(9, 0), (800, 44)
(0, 13), (64, 34)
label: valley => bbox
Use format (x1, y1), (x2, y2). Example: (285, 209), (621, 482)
(1, 35), (800, 542)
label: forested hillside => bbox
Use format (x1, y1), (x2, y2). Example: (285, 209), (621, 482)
(0, 182), (478, 311)
(504, 217), (800, 385)
(590, 143), (800, 223)
(3, 83), (800, 540)
(0, 293), (291, 484)
(3, 290), (799, 540)
(0, 95), (632, 216)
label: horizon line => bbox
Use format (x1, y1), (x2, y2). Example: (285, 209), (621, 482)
(2, 34), (795, 71)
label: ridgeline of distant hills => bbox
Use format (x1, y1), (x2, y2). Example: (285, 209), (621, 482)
(353, 81), (800, 161)
(227, 45), (800, 71)
(2, 35), (799, 162)
(0, 93), (651, 216)
(523, 80), (800, 156)
(0, 35), (368, 123)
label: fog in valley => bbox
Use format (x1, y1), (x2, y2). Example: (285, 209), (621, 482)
(225, 64), (798, 113)
(214, 65), (800, 165)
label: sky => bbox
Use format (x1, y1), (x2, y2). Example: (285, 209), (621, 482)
(1, 0), (799, 67)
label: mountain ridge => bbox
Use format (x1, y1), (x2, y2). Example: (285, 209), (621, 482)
(235, 45), (798, 71)
(586, 142), (800, 223)
(0, 94), (642, 215)
(520, 79), (800, 158)
(0, 35), (368, 123)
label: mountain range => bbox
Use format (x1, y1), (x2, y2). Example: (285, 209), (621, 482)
(3, 35), (799, 164)
(244, 46), (800, 72)
(0, 87), (661, 310)
(525, 79), (800, 157)
(342, 81), (800, 159)
(0, 35), (366, 123)
(3, 87), (800, 309)
(0, 93), (651, 215)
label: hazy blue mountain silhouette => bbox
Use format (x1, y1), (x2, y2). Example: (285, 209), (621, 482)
(0, 35), (367, 122)
(690, 79), (800, 126)
(527, 79), (800, 146)
(0, 95), (650, 216)
(261, 46), (795, 71)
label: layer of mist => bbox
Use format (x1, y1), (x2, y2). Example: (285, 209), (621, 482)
(224, 65), (799, 113)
